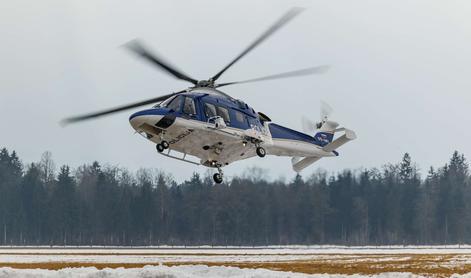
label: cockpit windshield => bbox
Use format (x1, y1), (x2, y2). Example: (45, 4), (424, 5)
(153, 95), (177, 108)
(166, 96), (183, 111)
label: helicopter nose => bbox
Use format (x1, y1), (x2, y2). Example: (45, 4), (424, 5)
(129, 108), (167, 130)
(129, 111), (144, 130)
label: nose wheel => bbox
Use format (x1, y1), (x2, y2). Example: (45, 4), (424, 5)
(156, 140), (170, 153)
(161, 140), (169, 149)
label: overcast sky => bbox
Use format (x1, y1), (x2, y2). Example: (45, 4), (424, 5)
(2, 0), (471, 182)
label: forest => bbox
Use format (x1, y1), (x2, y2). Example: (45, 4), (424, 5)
(0, 147), (469, 246)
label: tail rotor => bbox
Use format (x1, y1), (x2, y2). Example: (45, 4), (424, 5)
(302, 101), (337, 133)
(302, 101), (339, 146)
(318, 100), (333, 128)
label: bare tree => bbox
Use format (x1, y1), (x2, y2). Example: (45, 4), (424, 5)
(39, 151), (55, 186)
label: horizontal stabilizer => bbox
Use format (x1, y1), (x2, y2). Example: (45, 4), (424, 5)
(322, 129), (357, 152)
(292, 156), (321, 172)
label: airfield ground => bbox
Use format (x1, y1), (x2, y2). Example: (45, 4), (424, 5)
(1, 246), (471, 277)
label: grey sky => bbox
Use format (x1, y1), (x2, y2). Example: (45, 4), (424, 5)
(2, 0), (471, 182)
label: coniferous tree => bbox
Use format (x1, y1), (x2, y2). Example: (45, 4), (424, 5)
(1, 147), (471, 246)
(50, 165), (77, 244)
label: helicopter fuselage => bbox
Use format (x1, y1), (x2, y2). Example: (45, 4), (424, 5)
(129, 88), (337, 168)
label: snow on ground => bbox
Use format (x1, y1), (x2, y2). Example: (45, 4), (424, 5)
(1, 246), (471, 265)
(2, 247), (471, 277)
(0, 252), (409, 264)
(0, 265), (423, 278)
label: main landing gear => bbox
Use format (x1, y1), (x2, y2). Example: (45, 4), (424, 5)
(156, 140), (169, 153)
(248, 138), (266, 158)
(213, 166), (224, 184)
(256, 146), (266, 158)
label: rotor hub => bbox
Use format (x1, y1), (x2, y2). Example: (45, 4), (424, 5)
(196, 79), (215, 88)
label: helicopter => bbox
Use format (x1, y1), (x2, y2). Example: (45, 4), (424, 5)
(63, 7), (356, 184)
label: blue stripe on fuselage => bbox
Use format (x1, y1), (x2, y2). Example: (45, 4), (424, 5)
(269, 123), (320, 145)
(129, 108), (171, 121)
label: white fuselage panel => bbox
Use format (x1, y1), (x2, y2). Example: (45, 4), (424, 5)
(130, 114), (333, 168)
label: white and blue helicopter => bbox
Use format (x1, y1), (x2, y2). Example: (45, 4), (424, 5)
(64, 8), (356, 183)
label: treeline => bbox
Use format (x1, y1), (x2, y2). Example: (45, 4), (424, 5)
(0, 147), (470, 246)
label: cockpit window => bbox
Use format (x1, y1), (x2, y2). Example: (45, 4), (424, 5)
(183, 97), (196, 115)
(235, 111), (246, 124)
(216, 106), (230, 123)
(166, 96), (183, 112)
(204, 103), (217, 118)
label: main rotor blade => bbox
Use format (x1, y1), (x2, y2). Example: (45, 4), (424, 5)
(61, 92), (180, 125)
(211, 7), (304, 82)
(216, 65), (329, 88)
(125, 40), (198, 85)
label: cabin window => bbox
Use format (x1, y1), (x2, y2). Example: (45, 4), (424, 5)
(235, 111), (245, 124)
(248, 117), (263, 132)
(167, 96), (183, 112)
(183, 97), (196, 115)
(204, 103), (217, 118)
(216, 106), (230, 123)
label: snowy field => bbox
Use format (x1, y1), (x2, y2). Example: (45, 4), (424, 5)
(2, 246), (471, 277)
(0, 265), (438, 278)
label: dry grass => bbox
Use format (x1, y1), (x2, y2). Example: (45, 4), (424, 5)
(1, 253), (471, 277)
(166, 254), (471, 277)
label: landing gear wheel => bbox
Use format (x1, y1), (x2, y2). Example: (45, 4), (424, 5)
(156, 143), (164, 153)
(256, 146), (266, 158)
(213, 173), (223, 184)
(161, 140), (169, 149)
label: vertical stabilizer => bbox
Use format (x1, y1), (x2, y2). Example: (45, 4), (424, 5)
(314, 120), (338, 146)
